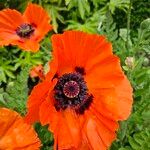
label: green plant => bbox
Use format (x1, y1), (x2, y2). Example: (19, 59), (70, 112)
(0, 67), (29, 115)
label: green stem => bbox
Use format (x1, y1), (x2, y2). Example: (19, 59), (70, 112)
(126, 0), (132, 53)
(25, 52), (31, 65)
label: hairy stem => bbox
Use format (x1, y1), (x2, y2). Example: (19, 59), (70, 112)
(126, 0), (132, 53)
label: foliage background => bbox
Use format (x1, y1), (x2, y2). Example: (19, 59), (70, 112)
(0, 0), (150, 149)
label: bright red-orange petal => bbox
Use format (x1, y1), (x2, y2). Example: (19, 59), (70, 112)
(39, 98), (59, 131)
(0, 9), (23, 30)
(77, 108), (118, 150)
(51, 31), (111, 76)
(46, 111), (76, 150)
(63, 109), (82, 148)
(94, 118), (116, 148)
(25, 81), (51, 124)
(12, 39), (40, 52)
(23, 3), (52, 42)
(91, 89), (119, 121)
(85, 55), (124, 90)
(90, 107), (119, 132)
(79, 134), (92, 150)
(57, 115), (75, 149)
(29, 64), (44, 80)
(0, 33), (19, 46)
(113, 77), (133, 120)
(84, 42), (132, 121)
(0, 30), (20, 47)
(51, 33), (73, 75)
(0, 9), (24, 47)
(84, 117), (106, 150)
(90, 77), (132, 121)
(0, 108), (41, 149)
(40, 100), (82, 149)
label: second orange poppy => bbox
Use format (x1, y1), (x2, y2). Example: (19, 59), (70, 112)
(0, 3), (52, 52)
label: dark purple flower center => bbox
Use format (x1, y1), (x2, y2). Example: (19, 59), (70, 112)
(16, 23), (34, 38)
(75, 66), (85, 75)
(54, 72), (93, 114)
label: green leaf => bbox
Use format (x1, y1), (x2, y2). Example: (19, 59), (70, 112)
(2, 67), (29, 115)
(77, 0), (90, 19)
(0, 60), (15, 82)
(47, 5), (66, 32)
(34, 123), (54, 149)
(65, 0), (71, 5)
(128, 129), (150, 150)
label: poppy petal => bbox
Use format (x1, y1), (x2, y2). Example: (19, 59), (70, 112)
(89, 111), (117, 148)
(84, 49), (133, 121)
(92, 88), (119, 120)
(51, 31), (111, 75)
(23, 3), (52, 42)
(29, 64), (44, 80)
(0, 9), (23, 30)
(91, 77), (132, 121)
(39, 99), (59, 131)
(13, 39), (40, 52)
(0, 32), (19, 46)
(57, 115), (75, 149)
(114, 77), (133, 120)
(0, 9), (23, 46)
(90, 107), (119, 132)
(63, 109), (82, 148)
(85, 55), (124, 90)
(25, 81), (51, 123)
(84, 118), (106, 150)
(40, 100), (82, 149)
(0, 108), (41, 149)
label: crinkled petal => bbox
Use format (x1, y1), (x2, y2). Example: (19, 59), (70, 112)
(40, 101), (82, 149)
(81, 109), (118, 150)
(0, 9), (24, 47)
(62, 109), (82, 148)
(51, 31), (111, 76)
(25, 81), (52, 123)
(23, 3), (52, 42)
(39, 98), (59, 131)
(0, 108), (41, 149)
(0, 9), (23, 30)
(84, 118), (106, 150)
(13, 39), (40, 52)
(85, 52), (133, 121)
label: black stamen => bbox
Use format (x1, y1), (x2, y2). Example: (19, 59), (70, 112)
(75, 94), (93, 114)
(16, 23), (34, 38)
(52, 73), (58, 80)
(75, 66), (86, 75)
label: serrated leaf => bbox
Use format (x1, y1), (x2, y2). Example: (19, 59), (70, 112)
(128, 129), (150, 150)
(2, 67), (29, 115)
(128, 136), (140, 150)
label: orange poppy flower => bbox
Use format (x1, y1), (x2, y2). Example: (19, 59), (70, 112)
(25, 31), (133, 150)
(0, 3), (52, 52)
(0, 107), (41, 149)
(30, 64), (45, 80)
